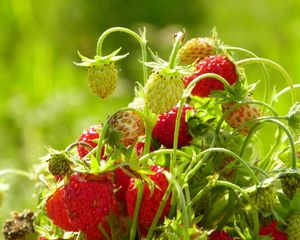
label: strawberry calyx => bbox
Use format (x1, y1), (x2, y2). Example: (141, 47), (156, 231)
(75, 47), (128, 67)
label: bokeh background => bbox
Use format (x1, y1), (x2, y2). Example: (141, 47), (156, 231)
(1, 0), (300, 227)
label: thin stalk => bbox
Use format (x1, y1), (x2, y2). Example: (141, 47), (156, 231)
(129, 181), (144, 240)
(0, 169), (33, 180)
(272, 84), (300, 106)
(139, 148), (192, 164)
(96, 27), (148, 84)
(186, 148), (260, 185)
(216, 180), (259, 238)
(168, 31), (184, 69)
(224, 46), (271, 106)
(99, 224), (110, 240)
(165, 172), (190, 240)
(237, 58), (296, 104)
(146, 185), (172, 240)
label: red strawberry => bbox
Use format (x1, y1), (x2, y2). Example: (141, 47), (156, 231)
(45, 187), (78, 232)
(222, 101), (261, 135)
(152, 104), (194, 148)
(135, 141), (155, 156)
(77, 124), (105, 158)
(114, 167), (131, 202)
(209, 230), (234, 240)
(184, 55), (238, 97)
(259, 220), (288, 240)
(64, 173), (114, 232)
(126, 165), (171, 231)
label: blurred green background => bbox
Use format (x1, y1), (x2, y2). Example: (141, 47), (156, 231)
(1, 0), (300, 227)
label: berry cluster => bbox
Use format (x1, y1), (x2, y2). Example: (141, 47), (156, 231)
(2, 27), (300, 240)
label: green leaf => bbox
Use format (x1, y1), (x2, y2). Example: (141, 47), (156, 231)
(290, 192), (300, 212)
(90, 155), (100, 172)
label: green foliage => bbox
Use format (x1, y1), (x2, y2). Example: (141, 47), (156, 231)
(1, 0), (300, 232)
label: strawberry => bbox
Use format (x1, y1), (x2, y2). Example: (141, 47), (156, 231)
(152, 104), (194, 148)
(222, 101), (261, 135)
(287, 212), (300, 240)
(135, 141), (155, 156)
(75, 48), (127, 99)
(179, 37), (215, 65)
(144, 69), (184, 115)
(209, 230), (234, 240)
(114, 167), (131, 202)
(259, 220), (288, 240)
(126, 165), (171, 231)
(184, 55), (238, 98)
(248, 183), (277, 211)
(279, 172), (300, 199)
(47, 152), (71, 177)
(64, 173), (114, 232)
(45, 187), (78, 232)
(108, 111), (145, 147)
(77, 124), (105, 158)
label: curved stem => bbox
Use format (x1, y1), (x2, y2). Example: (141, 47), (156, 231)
(272, 84), (300, 106)
(139, 148), (192, 164)
(146, 185), (172, 240)
(224, 46), (271, 106)
(96, 27), (148, 84)
(186, 148), (260, 185)
(0, 169), (33, 180)
(259, 119), (297, 169)
(216, 180), (259, 238)
(165, 172), (190, 240)
(237, 58), (296, 104)
(183, 73), (235, 98)
(171, 99), (185, 174)
(129, 181), (144, 240)
(168, 31), (184, 69)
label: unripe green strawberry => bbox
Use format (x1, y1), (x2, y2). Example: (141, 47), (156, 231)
(249, 184), (277, 211)
(144, 69), (184, 114)
(108, 111), (145, 147)
(87, 62), (118, 98)
(279, 172), (300, 199)
(287, 212), (300, 240)
(179, 37), (215, 65)
(48, 152), (71, 176)
(75, 48), (128, 99)
(222, 101), (261, 135)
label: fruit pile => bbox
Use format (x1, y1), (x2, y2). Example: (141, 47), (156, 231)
(2, 27), (300, 240)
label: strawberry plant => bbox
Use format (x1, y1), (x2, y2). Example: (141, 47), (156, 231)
(1, 26), (300, 240)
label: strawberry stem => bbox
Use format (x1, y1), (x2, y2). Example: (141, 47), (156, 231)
(225, 46), (271, 106)
(139, 149), (192, 164)
(186, 148), (260, 185)
(96, 27), (148, 84)
(167, 31), (184, 69)
(215, 180), (259, 238)
(129, 180), (144, 240)
(272, 84), (300, 106)
(237, 58), (296, 104)
(145, 185), (172, 240)
(183, 73), (235, 98)
(0, 169), (33, 180)
(165, 172), (190, 240)
(241, 118), (297, 170)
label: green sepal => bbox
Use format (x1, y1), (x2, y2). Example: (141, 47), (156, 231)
(74, 47), (129, 67)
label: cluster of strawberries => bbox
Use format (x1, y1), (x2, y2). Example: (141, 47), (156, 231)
(5, 27), (300, 240)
